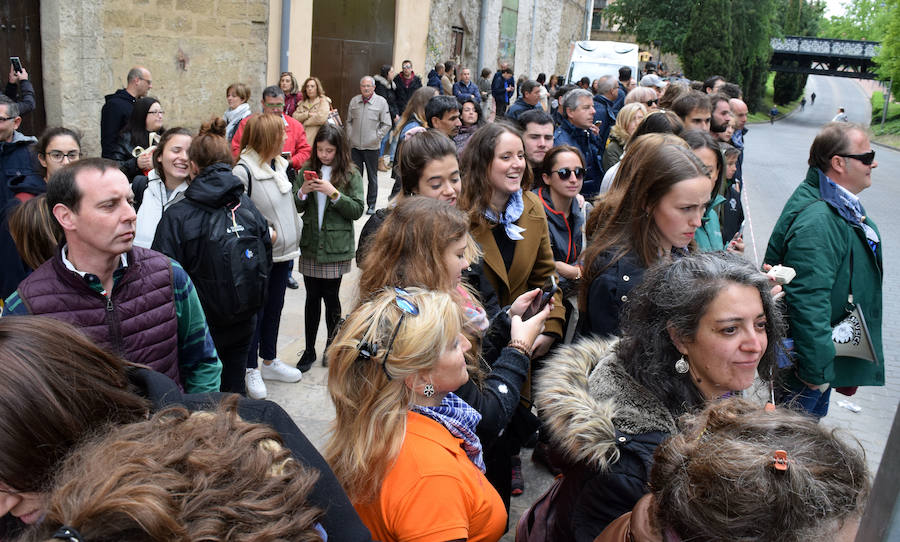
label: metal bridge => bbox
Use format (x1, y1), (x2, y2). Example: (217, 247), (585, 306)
(770, 36), (880, 79)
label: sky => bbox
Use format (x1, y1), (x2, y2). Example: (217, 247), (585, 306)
(825, 0), (847, 17)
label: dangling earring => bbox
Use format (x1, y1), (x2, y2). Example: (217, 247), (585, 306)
(423, 382), (435, 398)
(674, 355), (689, 374)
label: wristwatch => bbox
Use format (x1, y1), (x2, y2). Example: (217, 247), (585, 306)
(328, 190), (340, 201)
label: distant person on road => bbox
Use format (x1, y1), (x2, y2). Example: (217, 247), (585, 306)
(800, 96), (807, 111)
(833, 107), (849, 122)
(811, 91), (817, 105)
(769, 106), (779, 124)
(765, 122), (883, 419)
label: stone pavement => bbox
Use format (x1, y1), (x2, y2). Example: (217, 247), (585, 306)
(264, 168), (554, 539)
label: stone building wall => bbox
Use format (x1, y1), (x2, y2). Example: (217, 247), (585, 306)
(42, 0), (270, 156)
(424, 0), (588, 85)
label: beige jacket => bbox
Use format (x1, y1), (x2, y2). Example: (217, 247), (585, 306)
(346, 93), (392, 150)
(293, 95), (331, 145)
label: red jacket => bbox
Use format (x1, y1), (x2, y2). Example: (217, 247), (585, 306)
(230, 113), (312, 169)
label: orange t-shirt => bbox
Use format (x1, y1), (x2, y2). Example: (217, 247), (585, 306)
(355, 411), (507, 542)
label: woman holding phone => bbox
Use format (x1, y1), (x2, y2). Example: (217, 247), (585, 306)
(295, 124), (365, 371)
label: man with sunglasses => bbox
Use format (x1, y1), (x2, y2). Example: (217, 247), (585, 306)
(765, 122), (883, 419)
(0, 94), (43, 300)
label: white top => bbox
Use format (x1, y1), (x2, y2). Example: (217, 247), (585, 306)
(134, 169), (188, 248)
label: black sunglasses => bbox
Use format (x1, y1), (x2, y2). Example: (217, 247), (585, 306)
(553, 167), (585, 180)
(357, 287), (420, 380)
(646, 99), (659, 107)
(837, 150), (876, 165)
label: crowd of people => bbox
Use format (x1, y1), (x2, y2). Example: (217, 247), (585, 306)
(0, 55), (883, 542)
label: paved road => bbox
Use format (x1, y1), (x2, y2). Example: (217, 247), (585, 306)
(266, 74), (897, 537)
(743, 75), (899, 475)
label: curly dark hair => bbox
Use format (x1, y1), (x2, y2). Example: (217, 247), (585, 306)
(651, 397), (869, 541)
(25, 397), (324, 542)
(615, 251), (783, 415)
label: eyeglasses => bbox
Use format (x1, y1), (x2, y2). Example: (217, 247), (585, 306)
(837, 150), (876, 165)
(553, 167), (585, 180)
(263, 102), (285, 109)
(139, 77), (152, 85)
(357, 287), (420, 380)
(646, 99), (659, 107)
(147, 110), (164, 116)
(402, 64), (412, 69)
(43, 150), (81, 162)
(0, 116), (15, 122)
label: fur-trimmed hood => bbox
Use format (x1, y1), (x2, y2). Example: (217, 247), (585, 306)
(536, 338), (677, 470)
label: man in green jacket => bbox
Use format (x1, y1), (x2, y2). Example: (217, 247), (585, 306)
(765, 122), (883, 418)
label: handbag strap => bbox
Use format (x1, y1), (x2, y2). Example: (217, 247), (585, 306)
(235, 163), (252, 198)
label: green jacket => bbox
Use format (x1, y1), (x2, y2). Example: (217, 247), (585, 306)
(764, 167), (883, 388)
(294, 167), (365, 263)
(695, 194), (727, 252)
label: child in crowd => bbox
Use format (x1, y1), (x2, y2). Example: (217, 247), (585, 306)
(296, 124), (365, 371)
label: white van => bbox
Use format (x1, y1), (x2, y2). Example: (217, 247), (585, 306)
(565, 41), (639, 85)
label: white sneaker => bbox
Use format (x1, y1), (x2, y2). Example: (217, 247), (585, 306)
(260, 358), (303, 383)
(245, 368), (267, 399)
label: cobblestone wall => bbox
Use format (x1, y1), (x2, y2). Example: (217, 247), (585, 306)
(42, 0), (270, 156)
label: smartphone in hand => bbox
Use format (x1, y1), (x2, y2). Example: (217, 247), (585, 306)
(523, 276), (558, 320)
(9, 57), (22, 73)
(303, 170), (319, 182)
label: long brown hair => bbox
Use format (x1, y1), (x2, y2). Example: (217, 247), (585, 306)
(579, 133), (706, 311)
(300, 76), (326, 101)
(0, 317), (149, 492)
(25, 398), (323, 542)
(392, 86), (437, 137)
(8, 194), (61, 269)
(359, 197), (475, 299)
(151, 127), (192, 186)
(310, 123), (355, 190)
(458, 121), (533, 227)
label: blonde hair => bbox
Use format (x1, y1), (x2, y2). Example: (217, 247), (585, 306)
(609, 102), (647, 143)
(239, 113), (285, 163)
(325, 288), (464, 503)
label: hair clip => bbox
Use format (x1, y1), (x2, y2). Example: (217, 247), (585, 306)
(357, 340), (378, 360)
(53, 526), (85, 542)
(773, 450), (790, 472)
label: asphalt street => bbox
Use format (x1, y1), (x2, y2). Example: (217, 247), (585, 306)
(266, 74), (898, 537)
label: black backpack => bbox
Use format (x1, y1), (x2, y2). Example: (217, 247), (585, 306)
(192, 196), (270, 326)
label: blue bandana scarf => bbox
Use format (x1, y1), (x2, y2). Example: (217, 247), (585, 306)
(412, 392), (486, 472)
(818, 170), (879, 256)
(484, 189), (526, 240)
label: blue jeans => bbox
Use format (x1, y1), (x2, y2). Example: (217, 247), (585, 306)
(778, 384), (832, 419)
(246, 260), (291, 367)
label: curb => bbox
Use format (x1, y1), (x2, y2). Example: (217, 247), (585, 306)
(872, 139), (900, 152)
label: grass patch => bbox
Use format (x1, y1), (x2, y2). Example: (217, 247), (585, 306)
(748, 73), (803, 123)
(870, 91), (900, 147)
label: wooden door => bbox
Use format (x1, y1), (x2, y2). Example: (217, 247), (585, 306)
(0, 1), (45, 137)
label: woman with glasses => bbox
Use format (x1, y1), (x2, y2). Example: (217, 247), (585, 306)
(624, 86), (659, 112)
(110, 96), (165, 182)
(534, 145), (588, 296)
(326, 287), (507, 542)
(579, 133), (710, 338)
(601, 103), (646, 172)
(5, 127), (80, 278)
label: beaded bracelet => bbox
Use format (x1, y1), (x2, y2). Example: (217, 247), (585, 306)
(507, 339), (532, 358)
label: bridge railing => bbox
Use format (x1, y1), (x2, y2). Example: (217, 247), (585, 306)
(771, 36), (879, 58)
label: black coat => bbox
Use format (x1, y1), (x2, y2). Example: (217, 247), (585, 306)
(373, 75), (399, 120)
(392, 73), (422, 115)
(579, 249), (645, 338)
(100, 88), (136, 159)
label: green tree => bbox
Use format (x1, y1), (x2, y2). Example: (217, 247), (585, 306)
(875, 0), (900, 100)
(604, 0), (693, 55)
(819, 0), (891, 40)
(732, 0), (778, 111)
(681, 0), (734, 80)
(773, 0), (826, 104)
